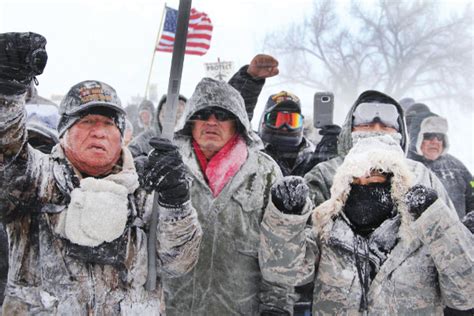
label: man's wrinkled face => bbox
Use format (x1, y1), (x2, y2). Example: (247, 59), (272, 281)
(421, 134), (444, 160)
(62, 114), (122, 176)
(191, 108), (237, 159)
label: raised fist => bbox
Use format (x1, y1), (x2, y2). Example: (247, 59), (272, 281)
(0, 32), (48, 95)
(247, 54), (279, 80)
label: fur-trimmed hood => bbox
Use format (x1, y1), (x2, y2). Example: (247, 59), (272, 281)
(416, 116), (449, 156)
(314, 134), (415, 240)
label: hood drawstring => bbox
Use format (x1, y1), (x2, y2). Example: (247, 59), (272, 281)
(354, 235), (370, 313)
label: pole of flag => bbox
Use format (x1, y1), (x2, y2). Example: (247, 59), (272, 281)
(145, 0), (192, 292)
(144, 3), (167, 99)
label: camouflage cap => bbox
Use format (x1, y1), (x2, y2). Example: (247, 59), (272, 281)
(57, 80), (126, 137)
(59, 80), (125, 116)
(264, 91), (302, 114)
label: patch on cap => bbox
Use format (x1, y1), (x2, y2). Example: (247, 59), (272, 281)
(270, 91), (300, 105)
(59, 80), (124, 116)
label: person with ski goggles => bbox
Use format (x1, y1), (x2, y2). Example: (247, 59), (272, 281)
(257, 91), (323, 178)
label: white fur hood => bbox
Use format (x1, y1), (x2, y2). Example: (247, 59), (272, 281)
(313, 134), (415, 239)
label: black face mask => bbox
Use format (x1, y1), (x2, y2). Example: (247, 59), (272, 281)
(343, 182), (394, 235)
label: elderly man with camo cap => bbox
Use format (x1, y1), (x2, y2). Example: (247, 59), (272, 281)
(0, 32), (201, 314)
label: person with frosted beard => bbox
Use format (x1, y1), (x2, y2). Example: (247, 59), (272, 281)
(304, 90), (455, 212)
(259, 134), (474, 314)
(162, 77), (312, 315)
(0, 32), (202, 314)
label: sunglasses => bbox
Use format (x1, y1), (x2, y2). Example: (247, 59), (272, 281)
(265, 111), (304, 130)
(424, 133), (444, 141)
(353, 102), (400, 130)
(191, 107), (235, 121)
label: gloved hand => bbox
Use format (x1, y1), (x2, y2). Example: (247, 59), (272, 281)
(142, 137), (190, 207)
(313, 124), (341, 164)
(404, 184), (438, 220)
(461, 212), (474, 234)
(0, 32), (48, 95)
(271, 176), (309, 215)
(246, 54), (279, 80)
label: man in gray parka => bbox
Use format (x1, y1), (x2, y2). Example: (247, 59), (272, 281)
(304, 90), (455, 211)
(0, 32), (202, 314)
(259, 134), (474, 314)
(163, 78), (311, 315)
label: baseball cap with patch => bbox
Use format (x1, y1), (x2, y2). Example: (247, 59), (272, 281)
(57, 80), (126, 137)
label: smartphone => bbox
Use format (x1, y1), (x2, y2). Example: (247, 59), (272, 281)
(313, 92), (334, 128)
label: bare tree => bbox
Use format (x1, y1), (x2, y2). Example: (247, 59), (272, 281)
(264, 0), (473, 110)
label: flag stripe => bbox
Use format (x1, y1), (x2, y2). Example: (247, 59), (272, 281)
(156, 7), (213, 56)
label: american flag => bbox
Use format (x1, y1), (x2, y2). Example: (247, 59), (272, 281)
(156, 7), (213, 56)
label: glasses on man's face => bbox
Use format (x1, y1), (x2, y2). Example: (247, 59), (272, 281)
(264, 111), (304, 130)
(191, 107), (235, 122)
(423, 132), (444, 142)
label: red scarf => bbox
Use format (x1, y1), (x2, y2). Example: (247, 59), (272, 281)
(193, 134), (248, 197)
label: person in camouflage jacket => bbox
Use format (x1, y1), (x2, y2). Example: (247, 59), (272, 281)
(259, 135), (474, 314)
(0, 32), (202, 315)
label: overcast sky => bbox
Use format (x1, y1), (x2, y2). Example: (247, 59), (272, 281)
(1, 0), (473, 168)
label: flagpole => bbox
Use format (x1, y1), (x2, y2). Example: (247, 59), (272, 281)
(144, 2), (167, 99)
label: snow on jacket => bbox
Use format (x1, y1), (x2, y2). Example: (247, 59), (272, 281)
(162, 78), (299, 315)
(408, 115), (473, 218)
(0, 94), (202, 315)
(304, 90), (455, 211)
(260, 135), (474, 314)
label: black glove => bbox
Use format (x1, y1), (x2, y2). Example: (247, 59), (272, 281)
(461, 212), (474, 234)
(0, 32), (48, 95)
(404, 184), (438, 220)
(313, 124), (341, 164)
(142, 137), (190, 207)
(271, 176), (309, 215)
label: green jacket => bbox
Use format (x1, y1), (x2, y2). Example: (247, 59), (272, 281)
(163, 78), (297, 315)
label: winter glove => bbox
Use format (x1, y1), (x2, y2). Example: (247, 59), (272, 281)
(404, 184), (438, 220)
(313, 124), (341, 164)
(0, 32), (48, 95)
(271, 176), (309, 215)
(461, 212), (474, 234)
(141, 137), (190, 207)
(246, 54), (279, 80)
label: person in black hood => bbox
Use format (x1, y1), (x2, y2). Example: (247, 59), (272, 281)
(258, 91), (318, 177)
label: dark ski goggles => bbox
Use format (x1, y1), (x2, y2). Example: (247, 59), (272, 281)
(353, 102), (400, 130)
(191, 107), (235, 121)
(265, 111), (303, 130)
(423, 132), (444, 142)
